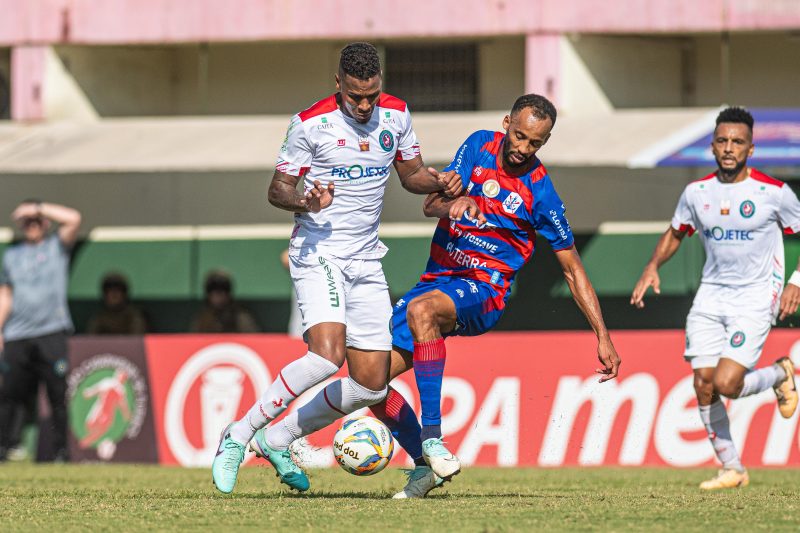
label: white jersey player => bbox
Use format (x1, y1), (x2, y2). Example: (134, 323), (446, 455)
(632, 107), (800, 490)
(212, 42), (463, 494)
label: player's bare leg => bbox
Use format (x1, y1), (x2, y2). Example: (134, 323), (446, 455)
(693, 365), (749, 490)
(405, 290), (462, 479)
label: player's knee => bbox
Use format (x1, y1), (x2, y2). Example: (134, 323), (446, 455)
(713, 375), (742, 398)
(309, 341), (346, 367)
(693, 375), (715, 403)
(406, 298), (438, 336)
(345, 377), (387, 408)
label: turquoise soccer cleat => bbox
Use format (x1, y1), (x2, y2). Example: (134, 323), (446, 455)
(422, 437), (461, 480)
(250, 429), (310, 492)
(211, 423), (246, 494)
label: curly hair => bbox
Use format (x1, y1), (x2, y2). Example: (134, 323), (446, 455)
(339, 42), (381, 80)
(511, 94), (557, 127)
(715, 106), (754, 133)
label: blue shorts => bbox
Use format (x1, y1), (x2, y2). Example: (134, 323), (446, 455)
(391, 277), (506, 353)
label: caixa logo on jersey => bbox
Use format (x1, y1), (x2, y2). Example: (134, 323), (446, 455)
(330, 165), (390, 180)
(703, 226), (754, 241)
(164, 343), (271, 467)
(67, 354), (147, 461)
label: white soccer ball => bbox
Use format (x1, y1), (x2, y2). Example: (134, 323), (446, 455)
(333, 416), (394, 476)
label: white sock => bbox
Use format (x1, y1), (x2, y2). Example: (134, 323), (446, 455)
(739, 364), (786, 398)
(265, 377), (387, 450)
(229, 351), (339, 444)
(699, 400), (743, 472)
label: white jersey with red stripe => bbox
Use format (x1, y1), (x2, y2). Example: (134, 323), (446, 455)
(671, 168), (800, 287)
(276, 93), (420, 259)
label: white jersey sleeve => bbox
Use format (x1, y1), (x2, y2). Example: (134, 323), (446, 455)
(779, 184), (800, 235)
(395, 106), (420, 162)
(670, 187), (697, 235)
(276, 115), (313, 176)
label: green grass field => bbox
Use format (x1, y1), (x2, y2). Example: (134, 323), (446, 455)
(1, 464), (798, 532)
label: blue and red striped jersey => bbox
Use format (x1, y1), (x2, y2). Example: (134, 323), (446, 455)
(420, 130), (574, 299)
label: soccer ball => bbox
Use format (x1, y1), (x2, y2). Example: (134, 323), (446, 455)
(333, 416), (394, 476)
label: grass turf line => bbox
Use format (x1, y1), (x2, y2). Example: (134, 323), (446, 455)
(0, 464), (798, 532)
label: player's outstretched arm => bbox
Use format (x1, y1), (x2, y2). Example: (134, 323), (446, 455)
(780, 257), (800, 320)
(630, 227), (686, 309)
(556, 247), (620, 382)
(395, 156), (462, 197)
(423, 193), (487, 226)
(267, 171), (334, 213)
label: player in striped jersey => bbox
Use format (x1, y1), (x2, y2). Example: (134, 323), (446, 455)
(369, 94), (622, 498)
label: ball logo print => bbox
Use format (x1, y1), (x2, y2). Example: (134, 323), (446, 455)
(483, 179), (501, 198)
(730, 331), (746, 348)
(740, 200), (755, 218)
(164, 343), (271, 467)
(333, 416), (394, 475)
(67, 354), (148, 461)
(379, 129), (394, 152)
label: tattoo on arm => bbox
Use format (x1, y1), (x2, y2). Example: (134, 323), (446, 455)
(268, 172), (309, 213)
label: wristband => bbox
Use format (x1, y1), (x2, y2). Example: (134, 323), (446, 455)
(789, 270), (800, 288)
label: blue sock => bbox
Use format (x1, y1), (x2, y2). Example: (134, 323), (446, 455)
(413, 338), (446, 440)
(370, 387), (423, 461)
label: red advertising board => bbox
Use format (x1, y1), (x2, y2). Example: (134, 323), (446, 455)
(141, 330), (800, 468)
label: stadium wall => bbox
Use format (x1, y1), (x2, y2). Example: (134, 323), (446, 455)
(59, 331), (800, 467)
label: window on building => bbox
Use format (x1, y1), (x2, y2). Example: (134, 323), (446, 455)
(384, 43), (477, 112)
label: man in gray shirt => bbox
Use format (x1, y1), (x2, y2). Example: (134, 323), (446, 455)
(0, 200), (81, 461)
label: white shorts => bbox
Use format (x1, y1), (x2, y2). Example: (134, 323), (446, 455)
(290, 253), (392, 351)
(684, 282), (780, 370)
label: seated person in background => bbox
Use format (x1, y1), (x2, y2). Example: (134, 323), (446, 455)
(190, 270), (260, 333)
(87, 272), (147, 335)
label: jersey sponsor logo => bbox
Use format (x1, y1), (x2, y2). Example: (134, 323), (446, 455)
(730, 331), (746, 348)
(337, 139), (346, 147)
(449, 222), (499, 253)
(382, 111), (396, 125)
(318, 257), (340, 308)
(317, 117), (334, 130)
(549, 209), (570, 242)
(502, 192), (523, 214)
(358, 135), (370, 152)
(466, 280), (479, 294)
(703, 226), (754, 241)
(453, 143), (468, 173)
(445, 242), (488, 268)
(456, 288), (465, 298)
(474, 166), (483, 176)
(379, 129), (395, 152)
(490, 271), (501, 284)
(280, 119), (298, 153)
(330, 165), (390, 180)
(720, 199), (731, 215)
(483, 179), (501, 198)
(740, 200), (755, 218)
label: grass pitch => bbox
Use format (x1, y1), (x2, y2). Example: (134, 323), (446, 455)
(1, 464), (798, 532)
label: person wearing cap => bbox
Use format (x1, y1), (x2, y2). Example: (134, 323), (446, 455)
(86, 272), (147, 335)
(190, 270), (260, 333)
(0, 200), (81, 462)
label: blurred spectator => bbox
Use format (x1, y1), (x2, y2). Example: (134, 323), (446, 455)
(86, 272), (147, 335)
(280, 249), (303, 339)
(190, 270), (260, 333)
(0, 200), (81, 462)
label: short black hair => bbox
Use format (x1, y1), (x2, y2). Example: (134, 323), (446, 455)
(101, 272), (129, 294)
(205, 270), (232, 294)
(715, 106), (754, 133)
(511, 94), (557, 127)
(339, 42), (381, 80)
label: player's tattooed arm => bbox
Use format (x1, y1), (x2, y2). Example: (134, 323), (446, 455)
(267, 171), (334, 213)
(395, 156), (463, 197)
(630, 227), (686, 309)
(556, 247), (621, 383)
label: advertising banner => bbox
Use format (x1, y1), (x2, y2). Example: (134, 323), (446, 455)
(139, 330), (800, 468)
(66, 336), (158, 463)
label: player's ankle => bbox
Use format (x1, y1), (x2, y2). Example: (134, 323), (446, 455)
(420, 425), (442, 441)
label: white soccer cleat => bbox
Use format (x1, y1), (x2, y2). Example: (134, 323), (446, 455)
(421, 437), (461, 480)
(392, 465), (444, 499)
